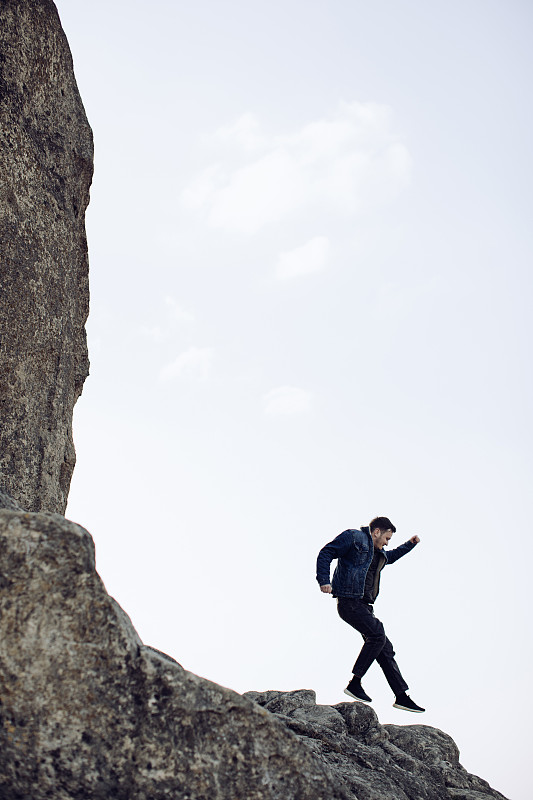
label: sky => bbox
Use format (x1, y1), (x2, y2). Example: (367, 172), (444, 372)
(55, 1), (532, 798)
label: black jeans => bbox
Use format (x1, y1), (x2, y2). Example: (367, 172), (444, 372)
(337, 597), (408, 696)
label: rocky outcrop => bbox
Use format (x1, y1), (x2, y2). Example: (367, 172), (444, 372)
(245, 690), (508, 800)
(0, 0), (93, 513)
(0, 509), (350, 800)
(0, 508), (508, 800)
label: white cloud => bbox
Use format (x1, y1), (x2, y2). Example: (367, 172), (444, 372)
(159, 346), (214, 382)
(207, 148), (306, 234)
(180, 101), (412, 235)
(276, 236), (330, 281)
(263, 386), (313, 416)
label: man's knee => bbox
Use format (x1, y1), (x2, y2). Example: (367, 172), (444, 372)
(379, 637), (396, 659)
(367, 621), (386, 649)
(371, 632), (387, 650)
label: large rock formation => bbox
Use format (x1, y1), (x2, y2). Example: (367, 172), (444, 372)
(0, 508), (350, 800)
(0, 507), (508, 800)
(245, 690), (508, 800)
(0, 0), (92, 513)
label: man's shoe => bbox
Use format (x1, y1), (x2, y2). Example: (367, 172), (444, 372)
(393, 692), (425, 712)
(344, 677), (372, 703)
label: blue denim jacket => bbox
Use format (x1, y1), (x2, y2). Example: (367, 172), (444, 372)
(316, 526), (417, 598)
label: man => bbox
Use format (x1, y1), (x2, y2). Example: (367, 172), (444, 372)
(316, 516), (424, 712)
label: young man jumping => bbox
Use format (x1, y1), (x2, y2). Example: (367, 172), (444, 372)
(316, 516), (424, 712)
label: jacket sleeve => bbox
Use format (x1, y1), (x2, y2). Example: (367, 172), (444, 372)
(316, 530), (353, 586)
(386, 539), (417, 565)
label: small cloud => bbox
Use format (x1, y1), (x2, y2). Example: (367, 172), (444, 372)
(159, 346), (214, 382)
(276, 236), (330, 281)
(180, 101), (412, 236)
(207, 148), (306, 235)
(263, 386), (313, 416)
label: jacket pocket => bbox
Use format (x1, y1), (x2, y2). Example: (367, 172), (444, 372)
(354, 544), (370, 565)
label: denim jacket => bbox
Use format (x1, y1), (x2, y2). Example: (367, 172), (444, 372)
(316, 526), (417, 599)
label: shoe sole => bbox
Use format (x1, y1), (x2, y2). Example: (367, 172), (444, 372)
(344, 689), (372, 703)
(392, 702), (424, 712)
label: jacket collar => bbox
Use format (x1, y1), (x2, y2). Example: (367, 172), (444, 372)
(361, 525), (388, 560)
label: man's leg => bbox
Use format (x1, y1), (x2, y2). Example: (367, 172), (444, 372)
(338, 599), (425, 711)
(337, 599), (386, 679)
(378, 638), (425, 711)
(375, 636), (409, 696)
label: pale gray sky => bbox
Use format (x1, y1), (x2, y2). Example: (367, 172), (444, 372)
(57, 2), (532, 798)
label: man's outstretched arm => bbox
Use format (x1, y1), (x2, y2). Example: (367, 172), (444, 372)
(386, 535), (420, 564)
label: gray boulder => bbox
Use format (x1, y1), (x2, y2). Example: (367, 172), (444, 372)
(0, 0), (92, 513)
(0, 509), (350, 800)
(247, 690), (509, 800)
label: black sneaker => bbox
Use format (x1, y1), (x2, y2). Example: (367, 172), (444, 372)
(393, 692), (425, 712)
(344, 677), (372, 703)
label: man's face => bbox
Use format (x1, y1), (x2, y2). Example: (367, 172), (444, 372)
(372, 528), (393, 550)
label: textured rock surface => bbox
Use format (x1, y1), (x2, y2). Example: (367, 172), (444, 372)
(0, 0), (93, 513)
(0, 509), (350, 800)
(244, 690), (509, 800)
(0, 490), (24, 512)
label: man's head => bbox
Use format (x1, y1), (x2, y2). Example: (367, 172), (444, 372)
(369, 516), (396, 550)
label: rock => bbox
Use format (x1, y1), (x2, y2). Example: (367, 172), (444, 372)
(253, 688), (317, 715)
(291, 704), (348, 734)
(247, 689), (509, 800)
(248, 689), (348, 736)
(0, 490), (24, 511)
(335, 701), (389, 745)
(0, 509), (350, 800)
(384, 723), (460, 766)
(0, 0), (92, 513)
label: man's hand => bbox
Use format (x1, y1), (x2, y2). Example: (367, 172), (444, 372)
(410, 535), (420, 544)
(320, 584), (333, 593)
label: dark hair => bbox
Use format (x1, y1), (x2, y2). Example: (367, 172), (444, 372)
(369, 516), (396, 533)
